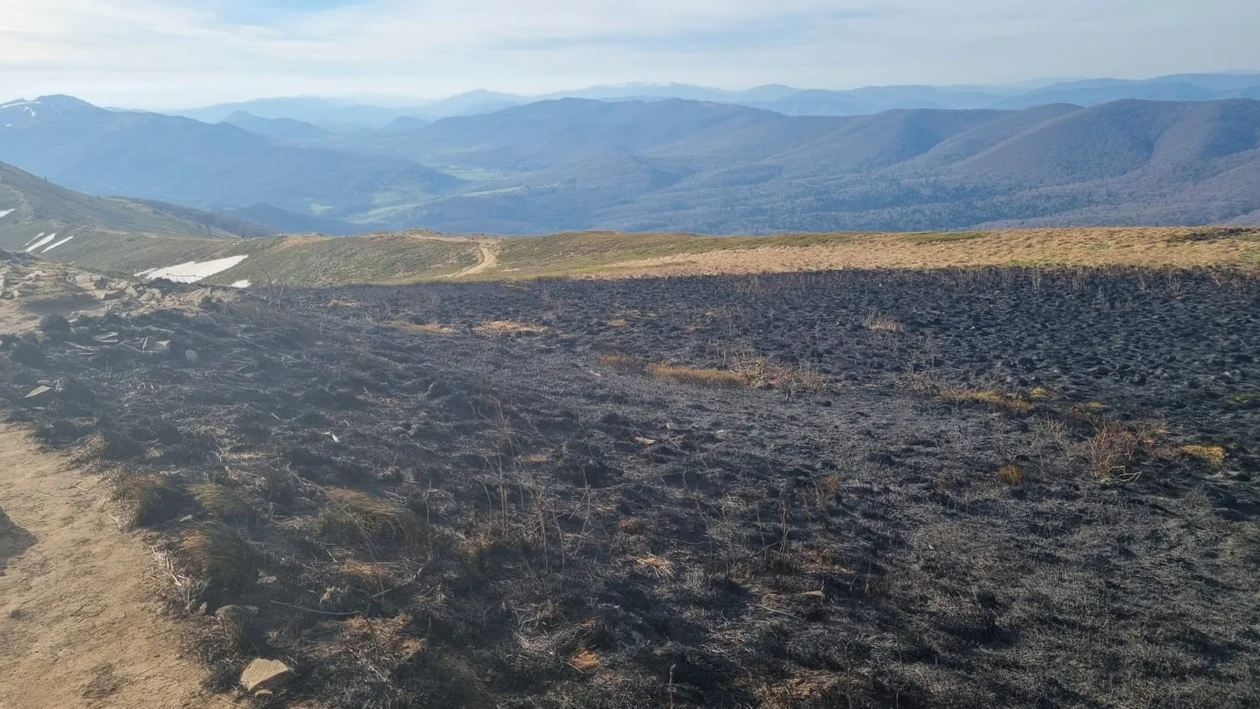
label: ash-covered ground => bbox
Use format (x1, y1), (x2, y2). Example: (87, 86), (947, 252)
(2, 263), (1257, 708)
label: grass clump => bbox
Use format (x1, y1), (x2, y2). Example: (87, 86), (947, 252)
(1177, 444), (1226, 468)
(569, 647), (601, 672)
(940, 386), (1033, 414)
(633, 554), (676, 578)
(111, 471), (186, 527)
(648, 363), (748, 388)
(1082, 421), (1165, 481)
(190, 483), (256, 524)
(731, 357), (827, 396)
(179, 522), (261, 596)
(598, 353), (645, 372)
(317, 488), (423, 546)
(863, 311), (904, 332)
(997, 463), (1025, 486)
(475, 320), (550, 335)
(391, 320), (455, 335)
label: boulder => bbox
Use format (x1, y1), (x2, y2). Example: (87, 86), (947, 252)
(240, 658), (294, 694)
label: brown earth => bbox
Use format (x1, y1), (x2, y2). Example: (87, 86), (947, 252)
(0, 257), (213, 709)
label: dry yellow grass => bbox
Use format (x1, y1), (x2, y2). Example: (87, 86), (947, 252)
(569, 647), (601, 672)
(571, 227), (1260, 279)
(940, 386), (1034, 414)
(634, 554), (676, 578)
(731, 357), (827, 393)
(475, 320), (550, 335)
(341, 560), (396, 587)
(317, 488), (423, 545)
(997, 463), (1025, 485)
(863, 311), (904, 332)
(1177, 444), (1226, 468)
(648, 363), (748, 388)
(598, 353), (644, 371)
(391, 320), (455, 335)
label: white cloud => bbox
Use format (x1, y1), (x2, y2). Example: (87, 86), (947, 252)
(0, 0), (1256, 107)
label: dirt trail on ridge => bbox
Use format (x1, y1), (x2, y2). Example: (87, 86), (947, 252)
(0, 265), (211, 709)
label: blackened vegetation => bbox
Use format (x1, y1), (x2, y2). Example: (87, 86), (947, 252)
(2, 267), (1259, 708)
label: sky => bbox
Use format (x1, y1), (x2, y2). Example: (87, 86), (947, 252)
(0, 0), (1257, 108)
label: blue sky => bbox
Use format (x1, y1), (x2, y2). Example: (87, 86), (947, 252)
(0, 0), (1257, 107)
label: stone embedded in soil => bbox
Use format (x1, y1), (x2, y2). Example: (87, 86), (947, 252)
(240, 658), (294, 693)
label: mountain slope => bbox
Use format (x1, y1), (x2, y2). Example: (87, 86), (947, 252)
(402, 98), (1260, 234)
(221, 111), (334, 143)
(0, 96), (460, 216)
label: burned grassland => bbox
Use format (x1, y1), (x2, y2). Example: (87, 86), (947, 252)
(1, 265), (1258, 708)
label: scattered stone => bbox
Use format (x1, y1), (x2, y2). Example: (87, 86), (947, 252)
(240, 659), (294, 694)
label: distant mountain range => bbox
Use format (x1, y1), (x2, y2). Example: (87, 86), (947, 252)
(3, 89), (1259, 235)
(168, 73), (1260, 127)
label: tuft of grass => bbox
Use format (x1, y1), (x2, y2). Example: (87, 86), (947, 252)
(179, 522), (260, 595)
(1083, 421), (1165, 481)
(391, 320), (455, 335)
(569, 647), (601, 672)
(633, 554), (676, 578)
(940, 386), (1033, 414)
(863, 312), (904, 332)
(111, 471), (185, 527)
(190, 483), (256, 524)
(317, 488), (423, 545)
(648, 363), (748, 388)
(1177, 444), (1226, 468)
(598, 353), (645, 372)
(731, 357), (827, 395)
(475, 320), (550, 335)
(342, 560), (397, 589)
(996, 463), (1025, 485)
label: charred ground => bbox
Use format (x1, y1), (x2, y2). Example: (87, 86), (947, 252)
(1, 260), (1258, 708)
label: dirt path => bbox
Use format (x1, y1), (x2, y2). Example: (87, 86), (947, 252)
(0, 425), (212, 709)
(0, 262), (212, 709)
(448, 240), (499, 278)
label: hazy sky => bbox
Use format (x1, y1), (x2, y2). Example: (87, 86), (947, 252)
(1, 0), (1257, 107)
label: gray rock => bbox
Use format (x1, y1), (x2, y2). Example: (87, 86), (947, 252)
(240, 658), (294, 694)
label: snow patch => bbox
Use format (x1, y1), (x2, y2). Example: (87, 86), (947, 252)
(42, 235), (75, 253)
(142, 254), (249, 283)
(26, 233), (56, 252)
(0, 209), (13, 220)
(23, 232), (45, 248)
(0, 100), (40, 109)
(229, 280), (252, 289)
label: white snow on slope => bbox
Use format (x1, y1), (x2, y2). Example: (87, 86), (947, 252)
(26, 233), (56, 252)
(0, 209), (14, 220)
(141, 255), (249, 283)
(0, 100), (41, 109)
(23, 233), (45, 248)
(229, 280), (252, 289)
(42, 235), (75, 253)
